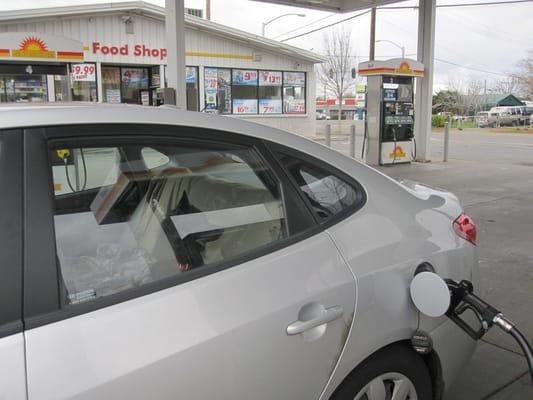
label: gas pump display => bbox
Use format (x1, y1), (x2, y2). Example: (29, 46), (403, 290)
(357, 58), (425, 166)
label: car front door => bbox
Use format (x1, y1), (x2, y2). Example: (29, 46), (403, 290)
(22, 124), (356, 400)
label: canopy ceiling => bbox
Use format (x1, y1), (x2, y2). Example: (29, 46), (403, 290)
(251, 0), (404, 13)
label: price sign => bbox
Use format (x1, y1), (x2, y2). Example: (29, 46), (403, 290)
(233, 99), (258, 114)
(71, 63), (96, 81)
(232, 69), (258, 86)
(259, 71), (282, 86)
(259, 99), (282, 114)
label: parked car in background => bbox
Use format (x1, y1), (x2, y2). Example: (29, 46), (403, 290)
(1, 104), (478, 400)
(316, 111), (331, 120)
(488, 106), (524, 127)
(476, 111), (490, 128)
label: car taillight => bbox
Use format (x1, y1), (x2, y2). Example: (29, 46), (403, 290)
(453, 213), (477, 245)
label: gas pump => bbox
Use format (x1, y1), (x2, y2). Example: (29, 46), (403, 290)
(358, 58), (425, 166)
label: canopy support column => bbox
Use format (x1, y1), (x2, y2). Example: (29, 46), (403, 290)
(165, 0), (187, 108)
(414, 0), (436, 162)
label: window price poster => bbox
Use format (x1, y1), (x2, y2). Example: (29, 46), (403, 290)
(283, 72), (305, 86)
(233, 99), (258, 114)
(284, 98), (305, 114)
(259, 71), (282, 86)
(232, 70), (258, 86)
(71, 63), (96, 81)
(259, 99), (282, 114)
(204, 67), (218, 110)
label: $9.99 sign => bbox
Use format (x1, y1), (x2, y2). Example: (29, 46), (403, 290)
(71, 63), (96, 82)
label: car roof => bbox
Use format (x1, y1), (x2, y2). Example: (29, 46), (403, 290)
(0, 103), (307, 148)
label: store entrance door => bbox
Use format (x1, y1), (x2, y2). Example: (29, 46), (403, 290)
(0, 63), (67, 103)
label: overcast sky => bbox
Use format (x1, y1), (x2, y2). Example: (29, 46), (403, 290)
(1, 0), (532, 92)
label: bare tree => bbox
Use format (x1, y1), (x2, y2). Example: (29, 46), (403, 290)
(318, 28), (355, 124)
(493, 76), (520, 95)
(464, 79), (485, 114)
(511, 50), (533, 99)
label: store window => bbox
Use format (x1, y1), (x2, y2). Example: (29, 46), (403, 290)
(204, 67), (232, 114)
(102, 66), (121, 104)
(232, 69), (258, 114)
(203, 68), (306, 116)
(0, 77), (5, 102)
(121, 67), (149, 104)
(283, 72), (306, 114)
(0, 74), (48, 103)
(55, 63), (98, 102)
(259, 71), (282, 114)
(186, 66), (199, 111)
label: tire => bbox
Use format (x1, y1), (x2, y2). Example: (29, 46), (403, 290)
(331, 344), (432, 400)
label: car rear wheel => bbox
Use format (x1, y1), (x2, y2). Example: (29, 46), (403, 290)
(331, 344), (432, 400)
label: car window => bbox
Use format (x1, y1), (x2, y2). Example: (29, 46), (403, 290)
(141, 147), (170, 169)
(277, 153), (360, 222)
(51, 147), (120, 195)
(49, 142), (288, 305)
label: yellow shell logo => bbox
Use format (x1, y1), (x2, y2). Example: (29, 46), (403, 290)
(12, 36), (55, 58)
(19, 36), (48, 52)
(389, 145), (406, 159)
(397, 62), (412, 74)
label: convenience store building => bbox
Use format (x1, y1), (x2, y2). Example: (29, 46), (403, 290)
(0, 1), (323, 136)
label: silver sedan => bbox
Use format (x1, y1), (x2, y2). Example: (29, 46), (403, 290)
(0, 104), (478, 400)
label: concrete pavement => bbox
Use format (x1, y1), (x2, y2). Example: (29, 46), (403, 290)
(317, 128), (533, 399)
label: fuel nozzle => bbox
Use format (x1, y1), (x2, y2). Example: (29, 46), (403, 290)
(410, 271), (533, 385)
(445, 279), (504, 340)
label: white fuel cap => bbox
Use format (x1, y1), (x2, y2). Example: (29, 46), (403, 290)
(410, 272), (451, 317)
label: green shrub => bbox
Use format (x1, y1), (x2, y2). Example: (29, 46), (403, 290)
(432, 115), (447, 128)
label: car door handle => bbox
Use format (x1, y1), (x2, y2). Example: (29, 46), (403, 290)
(286, 305), (344, 336)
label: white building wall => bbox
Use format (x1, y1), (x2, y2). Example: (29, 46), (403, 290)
(0, 13), (318, 137)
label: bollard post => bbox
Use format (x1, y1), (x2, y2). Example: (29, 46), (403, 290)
(325, 124), (331, 147)
(443, 121), (450, 162)
(350, 125), (356, 158)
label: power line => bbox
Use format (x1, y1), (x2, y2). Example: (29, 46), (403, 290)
(280, 10), (371, 42)
(435, 58), (508, 76)
(272, 13), (337, 39)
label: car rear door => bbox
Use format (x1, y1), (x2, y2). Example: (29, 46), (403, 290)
(22, 124), (356, 400)
(0, 129), (26, 400)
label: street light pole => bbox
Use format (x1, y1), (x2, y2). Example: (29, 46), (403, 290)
(262, 13), (305, 37)
(376, 39), (405, 59)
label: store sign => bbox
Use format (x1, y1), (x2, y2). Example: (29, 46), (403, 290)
(233, 99), (258, 114)
(232, 70), (258, 86)
(358, 58), (425, 77)
(259, 99), (282, 114)
(259, 71), (282, 86)
(0, 32), (84, 61)
(71, 63), (96, 81)
(284, 98), (305, 114)
(92, 42), (167, 60)
(186, 67), (197, 84)
(283, 72), (305, 86)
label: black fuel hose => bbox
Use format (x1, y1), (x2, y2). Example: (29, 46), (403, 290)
(509, 325), (533, 384)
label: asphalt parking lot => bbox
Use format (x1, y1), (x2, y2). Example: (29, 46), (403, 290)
(319, 128), (533, 399)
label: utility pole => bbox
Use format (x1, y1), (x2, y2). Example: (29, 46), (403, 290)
(369, 8), (376, 61)
(206, 0), (211, 20)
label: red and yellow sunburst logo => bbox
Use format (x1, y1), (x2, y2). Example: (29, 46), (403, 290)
(397, 62), (412, 74)
(19, 36), (48, 52)
(12, 36), (55, 58)
(389, 145), (406, 159)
